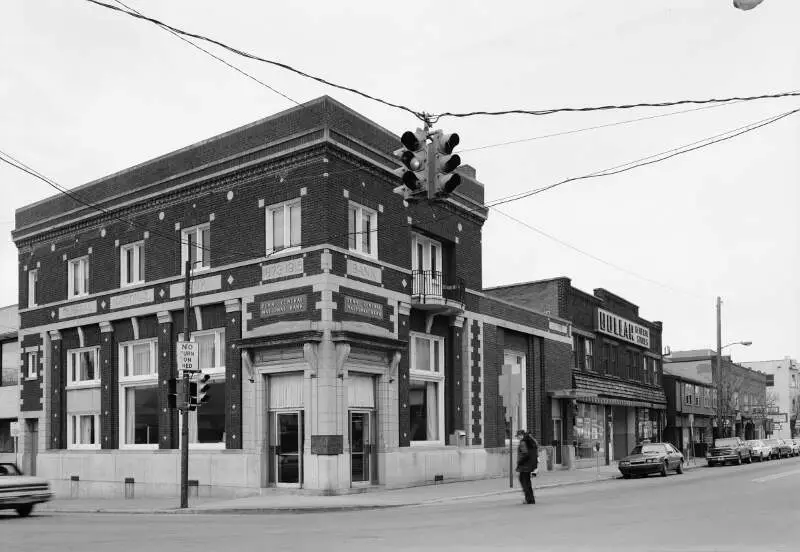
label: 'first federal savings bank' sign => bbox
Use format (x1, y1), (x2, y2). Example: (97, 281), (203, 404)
(596, 308), (651, 348)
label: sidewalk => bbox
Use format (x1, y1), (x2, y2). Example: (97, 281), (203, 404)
(38, 461), (699, 515)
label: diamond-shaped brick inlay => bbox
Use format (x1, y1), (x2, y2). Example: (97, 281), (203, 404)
(402, 279), (407, 288)
(159, 289), (165, 298)
(227, 275), (234, 285)
(101, 300), (107, 309)
(51, 311), (56, 319)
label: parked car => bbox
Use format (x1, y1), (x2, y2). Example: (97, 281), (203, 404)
(0, 463), (53, 517)
(618, 442), (685, 478)
(785, 438), (800, 456)
(763, 438), (792, 459)
(745, 439), (771, 462)
(707, 437), (752, 466)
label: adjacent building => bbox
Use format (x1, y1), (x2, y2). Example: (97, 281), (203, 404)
(662, 365), (716, 458)
(485, 278), (666, 468)
(740, 357), (798, 439)
(665, 350), (769, 440)
(0, 304), (21, 465)
(10, 96), (575, 497)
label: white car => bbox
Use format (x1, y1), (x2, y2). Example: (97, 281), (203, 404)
(787, 439), (800, 457)
(745, 440), (771, 461)
(0, 463), (52, 517)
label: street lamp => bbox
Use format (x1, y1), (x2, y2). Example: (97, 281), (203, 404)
(716, 297), (753, 439)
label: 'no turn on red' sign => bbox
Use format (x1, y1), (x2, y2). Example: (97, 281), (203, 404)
(177, 341), (199, 374)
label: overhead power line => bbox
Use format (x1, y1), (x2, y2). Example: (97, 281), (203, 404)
(85, 0), (426, 121)
(486, 107), (800, 208)
(111, 0), (300, 107)
(87, 0), (799, 125)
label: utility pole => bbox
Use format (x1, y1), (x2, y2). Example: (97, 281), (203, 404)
(180, 257), (191, 509)
(716, 297), (723, 439)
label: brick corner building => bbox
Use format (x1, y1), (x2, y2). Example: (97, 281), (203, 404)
(12, 97), (575, 497)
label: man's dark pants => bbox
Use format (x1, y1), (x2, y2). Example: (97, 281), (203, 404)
(518, 471), (534, 504)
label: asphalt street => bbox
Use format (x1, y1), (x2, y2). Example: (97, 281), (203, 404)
(3, 457), (799, 552)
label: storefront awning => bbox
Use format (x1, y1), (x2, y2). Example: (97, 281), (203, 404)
(579, 396), (667, 410)
(548, 389), (599, 400)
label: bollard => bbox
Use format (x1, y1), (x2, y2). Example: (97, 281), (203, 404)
(70, 475), (79, 499)
(188, 479), (199, 499)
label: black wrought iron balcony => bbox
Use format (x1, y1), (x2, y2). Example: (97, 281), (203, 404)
(411, 270), (465, 311)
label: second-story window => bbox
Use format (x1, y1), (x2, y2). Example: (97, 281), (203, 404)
(120, 241), (145, 286)
(28, 269), (38, 308)
(584, 339), (594, 372)
(266, 200), (301, 253)
(67, 347), (100, 387)
(68, 256), (89, 298)
(182, 224), (210, 273)
(348, 202), (378, 258)
(27, 351), (38, 380)
(684, 383), (692, 405)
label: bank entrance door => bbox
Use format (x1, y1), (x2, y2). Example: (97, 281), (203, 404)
(271, 411), (303, 486)
(350, 411), (374, 484)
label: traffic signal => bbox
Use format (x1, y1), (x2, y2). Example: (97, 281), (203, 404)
(733, 0), (765, 10)
(187, 381), (198, 411)
(392, 129), (428, 201)
(197, 373), (211, 407)
(167, 377), (178, 410)
(430, 131), (463, 199)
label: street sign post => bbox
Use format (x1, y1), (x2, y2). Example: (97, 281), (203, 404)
(177, 340), (199, 375)
(9, 421), (20, 438)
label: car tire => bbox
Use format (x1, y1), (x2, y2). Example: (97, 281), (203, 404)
(16, 505), (33, 517)
(736, 455), (742, 466)
(622, 473), (631, 479)
(660, 461), (668, 477)
(746, 453), (753, 464)
(676, 461), (684, 474)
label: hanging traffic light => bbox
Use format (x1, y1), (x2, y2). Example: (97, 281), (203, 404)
(197, 373), (211, 407)
(430, 131), (462, 199)
(392, 129), (428, 201)
(187, 380), (198, 411)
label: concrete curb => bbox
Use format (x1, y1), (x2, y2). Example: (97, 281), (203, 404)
(41, 473), (626, 515)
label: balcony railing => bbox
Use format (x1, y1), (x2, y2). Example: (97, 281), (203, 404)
(411, 270), (465, 305)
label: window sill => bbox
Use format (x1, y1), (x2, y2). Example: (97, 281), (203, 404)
(346, 249), (379, 263)
(183, 265), (211, 276)
(66, 381), (101, 390)
(25, 376), (38, 382)
(265, 246), (301, 259)
(120, 280), (146, 289)
(119, 444), (160, 451)
(68, 293), (90, 301)
(188, 443), (226, 451)
(67, 445), (101, 451)
(410, 440), (446, 448)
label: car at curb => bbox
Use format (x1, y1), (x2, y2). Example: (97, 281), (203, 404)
(707, 437), (752, 466)
(0, 463), (53, 517)
(618, 442), (684, 479)
(785, 439), (800, 456)
(763, 438), (792, 459)
(745, 439), (771, 462)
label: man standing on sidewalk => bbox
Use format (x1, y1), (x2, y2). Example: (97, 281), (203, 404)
(516, 429), (539, 505)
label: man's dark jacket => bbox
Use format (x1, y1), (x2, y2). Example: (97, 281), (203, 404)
(517, 435), (539, 473)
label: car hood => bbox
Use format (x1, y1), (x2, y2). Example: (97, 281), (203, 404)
(0, 476), (50, 489)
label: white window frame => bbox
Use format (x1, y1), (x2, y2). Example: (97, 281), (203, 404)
(584, 339), (594, 372)
(120, 241), (145, 287)
(411, 233), (443, 274)
(181, 224), (210, 274)
(348, 202), (378, 259)
(67, 413), (100, 450)
(66, 346), (101, 388)
(409, 331), (445, 446)
(265, 199), (301, 254)
(684, 383), (692, 406)
(118, 339), (159, 450)
(27, 351), (39, 380)
(28, 269), (38, 308)
(68, 256), (90, 299)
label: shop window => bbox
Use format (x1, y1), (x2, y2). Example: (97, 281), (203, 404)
(119, 340), (159, 448)
(409, 332), (445, 444)
(120, 241), (145, 286)
(68, 256), (89, 298)
(348, 202), (378, 258)
(181, 224), (210, 273)
(68, 414), (100, 449)
(266, 200), (301, 253)
(574, 403), (605, 460)
(67, 347), (100, 387)
(186, 329), (226, 447)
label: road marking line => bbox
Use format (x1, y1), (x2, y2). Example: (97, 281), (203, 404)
(752, 469), (800, 483)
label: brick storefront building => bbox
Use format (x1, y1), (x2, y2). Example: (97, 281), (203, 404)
(486, 278), (666, 468)
(11, 97), (574, 497)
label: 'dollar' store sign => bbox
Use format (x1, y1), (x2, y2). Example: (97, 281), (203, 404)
(596, 308), (651, 348)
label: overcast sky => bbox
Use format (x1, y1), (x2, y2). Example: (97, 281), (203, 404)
(1, 1), (797, 363)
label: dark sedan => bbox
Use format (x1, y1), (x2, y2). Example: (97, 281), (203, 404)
(618, 442), (685, 478)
